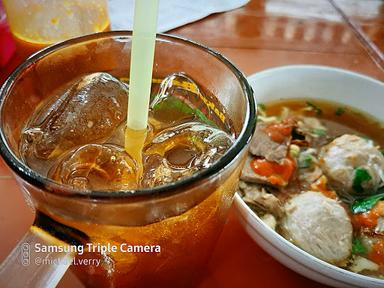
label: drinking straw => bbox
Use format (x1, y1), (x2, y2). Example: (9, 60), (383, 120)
(125, 0), (159, 180)
(127, 0), (159, 131)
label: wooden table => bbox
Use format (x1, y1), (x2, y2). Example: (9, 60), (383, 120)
(0, 0), (383, 287)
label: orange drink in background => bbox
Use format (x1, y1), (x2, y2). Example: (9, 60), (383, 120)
(2, 0), (110, 58)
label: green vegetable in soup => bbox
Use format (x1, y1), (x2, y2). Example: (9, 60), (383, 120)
(352, 238), (367, 254)
(258, 103), (266, 111)
(311, 128), (326, 136)
(306, 101), (322, 115)
(298, 153), (313, 169)
(335, 107), (346, 116)
(352, 167), (372, 193)
(351, 192), (384, 214)
(361, 136), (373, 143)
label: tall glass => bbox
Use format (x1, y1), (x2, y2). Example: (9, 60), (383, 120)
(0, 32), (256, 287)
(2, 0), (110, 59)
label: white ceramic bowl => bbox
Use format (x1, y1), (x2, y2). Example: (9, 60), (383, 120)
(234, 65), (384, 288)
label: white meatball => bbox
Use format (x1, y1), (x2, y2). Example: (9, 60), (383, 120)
(320, 134), (384, 195)
(282, 191), (352, 265)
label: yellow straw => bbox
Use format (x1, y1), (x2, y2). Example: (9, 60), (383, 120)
(125, 0), (159, 182)
(127, 0), (159, 130)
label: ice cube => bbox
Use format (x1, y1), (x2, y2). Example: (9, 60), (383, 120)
(21, 73), (128, 165)
(141, 122), (233, 188)
(49, 144), (137, 191)
(149, 73), (218, 131)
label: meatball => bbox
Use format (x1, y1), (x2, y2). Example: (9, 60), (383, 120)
(320, 134), (384, 195)
(282, 191), (352, 265)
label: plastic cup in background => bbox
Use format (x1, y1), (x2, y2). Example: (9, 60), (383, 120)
(2, 0), (110, 59)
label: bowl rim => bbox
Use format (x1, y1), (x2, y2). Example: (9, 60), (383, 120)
(236, 64), (384, 285)
(247, 64), (384, 87)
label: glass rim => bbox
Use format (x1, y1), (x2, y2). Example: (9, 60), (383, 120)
(0, 31), (256, 199)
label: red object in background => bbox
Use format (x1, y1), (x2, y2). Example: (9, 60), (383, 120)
(0, 1), (15, 68)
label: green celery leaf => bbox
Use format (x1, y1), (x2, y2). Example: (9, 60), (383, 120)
(258, 103), (266, 111)
(298, 153), (313, 169)
(306, 101), (322, 115)
(352, 167), (372, 193)
(352, 238), (368, 254)
(351, 192), (384, 214)
(311, 128), (326, 136)
(335, 107), (346, 116)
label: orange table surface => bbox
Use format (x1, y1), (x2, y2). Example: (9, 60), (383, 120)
(0, 0), (383, 287)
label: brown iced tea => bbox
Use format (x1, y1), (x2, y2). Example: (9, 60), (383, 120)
(50, 164), (239, 287)
(20, 72), (240, 287)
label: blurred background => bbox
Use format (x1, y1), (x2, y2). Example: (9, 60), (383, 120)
(1, 0), (383, 81)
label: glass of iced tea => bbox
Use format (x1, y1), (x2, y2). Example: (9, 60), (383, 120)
(2, 0), (110, 59)
(0, 32), (255, 287)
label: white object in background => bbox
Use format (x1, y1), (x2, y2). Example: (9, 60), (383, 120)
(235, 65), (384, 288)
(108, 0), (249, 32)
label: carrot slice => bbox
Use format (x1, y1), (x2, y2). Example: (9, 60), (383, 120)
(352, 201), (384, 230)
(264, 119), (294, 143)
(370, 239), (384, 267)
(251, 157), (295, 186)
